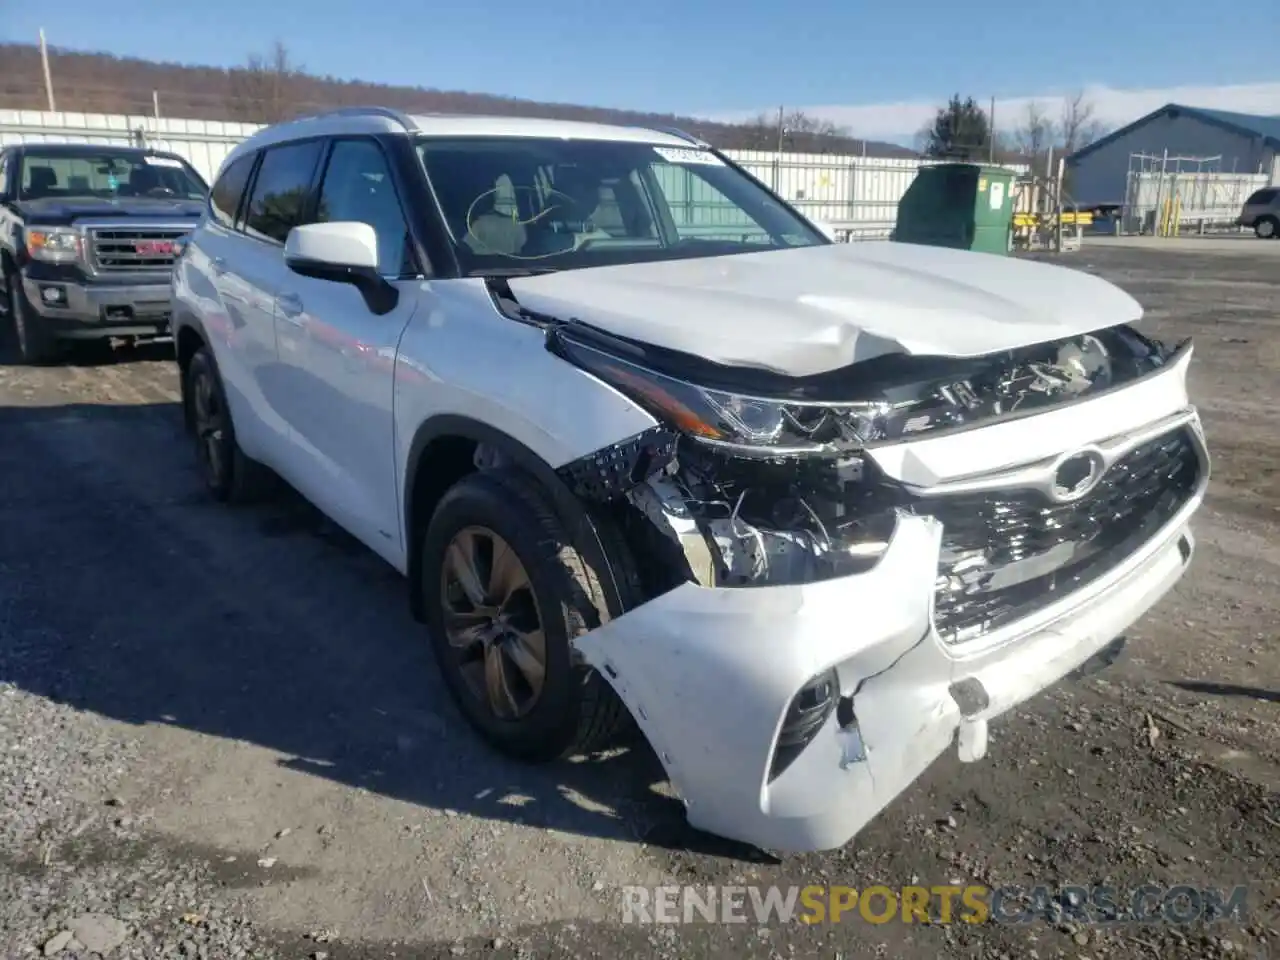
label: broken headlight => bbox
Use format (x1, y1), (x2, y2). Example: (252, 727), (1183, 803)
(556, 336), (890, 457)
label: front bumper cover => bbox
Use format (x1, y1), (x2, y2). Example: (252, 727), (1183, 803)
(22, 273), (172, 337)
(575, 493), (1199, 853)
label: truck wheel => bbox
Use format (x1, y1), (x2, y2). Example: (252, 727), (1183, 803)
(5, 272), (61, 365)
(1255, 216), (1278, 239)
(419, 468), (636, 762)
(184, 345), (275, 503)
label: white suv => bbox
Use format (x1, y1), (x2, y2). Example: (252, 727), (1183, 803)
(171, 107), (1209, 853)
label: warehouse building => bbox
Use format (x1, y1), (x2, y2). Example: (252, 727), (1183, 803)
(1067, 103), (1280, 206)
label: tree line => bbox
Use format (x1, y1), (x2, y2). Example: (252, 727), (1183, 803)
(1, 41), (1109, 168)
(0, 41), (916, 158)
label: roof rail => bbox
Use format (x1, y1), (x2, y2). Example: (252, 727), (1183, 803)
(291, 106), (419, 131)
(644, 125), (710, 147)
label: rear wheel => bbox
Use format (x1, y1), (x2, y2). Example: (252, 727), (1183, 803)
(184, 345), (275, 503)
(419, 469), (635, 761)
(1255, 216), (1278, 239)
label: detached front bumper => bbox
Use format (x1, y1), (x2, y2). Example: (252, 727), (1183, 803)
(22, 272), (173, 339)
(576, 498), (1199, 853)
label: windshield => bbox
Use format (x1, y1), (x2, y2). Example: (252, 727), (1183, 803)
(18, 151), (207, 202)
(415, 136), (827, 274)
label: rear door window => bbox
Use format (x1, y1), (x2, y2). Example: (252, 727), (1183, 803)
(209, 153), (257, 228)
(242, 140), (324, 244)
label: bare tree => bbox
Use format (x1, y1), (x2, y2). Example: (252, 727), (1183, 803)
(740, 108), (853, 151)
(1013, 101), (1054, 171)
(1059, 90), (1106, 155)
(227, 41), (304, 123)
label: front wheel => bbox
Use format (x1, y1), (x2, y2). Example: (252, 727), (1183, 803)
(1255, 216), (1278, 239)
(419, 469), (634, 762)
(5, 271), (61, 365)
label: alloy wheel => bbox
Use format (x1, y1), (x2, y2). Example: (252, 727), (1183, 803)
(190, 366), (228, 487)
(440, 526), (547, 721)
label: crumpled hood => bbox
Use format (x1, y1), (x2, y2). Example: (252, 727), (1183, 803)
(17, 196), (205, 225)
(506, 242), (1143, 377)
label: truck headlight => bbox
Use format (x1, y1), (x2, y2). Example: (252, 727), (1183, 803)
(25, 227), (82, 264)
(551, 333), (890, 458)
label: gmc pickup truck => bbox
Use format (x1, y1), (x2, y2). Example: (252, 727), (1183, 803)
(0, 142), (208, 363)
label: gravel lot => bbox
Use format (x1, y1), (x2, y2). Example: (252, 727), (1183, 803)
(0, 243), (1276, 959)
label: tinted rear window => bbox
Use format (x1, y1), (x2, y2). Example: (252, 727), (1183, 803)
(242, 140), (324, 244)
(210, 153), (257, 228)
(1247, 188), (1278, 204)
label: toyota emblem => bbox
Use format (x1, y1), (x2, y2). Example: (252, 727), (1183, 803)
(1050, 451), (1106, 502)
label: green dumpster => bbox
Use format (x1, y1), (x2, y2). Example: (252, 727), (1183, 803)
(893, 163), (1016, 255)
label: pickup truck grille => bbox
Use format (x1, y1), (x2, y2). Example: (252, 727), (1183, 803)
(927, 427), (1200, 645)
(88, 227), (188, 272)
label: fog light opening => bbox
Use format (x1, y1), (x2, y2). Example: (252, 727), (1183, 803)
(39, 285), (66, 305)
(767, 668), (838, 782)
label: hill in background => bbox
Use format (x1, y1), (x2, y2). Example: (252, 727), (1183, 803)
(0, 42), (919, 158)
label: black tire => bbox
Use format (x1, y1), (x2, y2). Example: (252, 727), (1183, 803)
(1255, 216), (1278, 239)
(5, 269), (62, 365)
(184, 345), (275, 504)
(420, 468), (636, 762)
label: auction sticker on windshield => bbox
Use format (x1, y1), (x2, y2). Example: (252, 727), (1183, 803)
(653, 147), (723, 165)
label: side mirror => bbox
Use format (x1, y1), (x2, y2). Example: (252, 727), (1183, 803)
(284, 221), (398, 314)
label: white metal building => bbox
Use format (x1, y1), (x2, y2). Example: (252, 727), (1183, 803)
(1067, 103), (1280, 207)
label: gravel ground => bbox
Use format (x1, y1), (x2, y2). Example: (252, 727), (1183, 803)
(0, 244), (1277, 960)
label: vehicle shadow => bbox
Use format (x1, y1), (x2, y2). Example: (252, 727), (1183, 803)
(0, 399), (774, 863)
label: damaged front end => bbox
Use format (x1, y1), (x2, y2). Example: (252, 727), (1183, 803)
(550, 319), (1178, 596)
(541, 318), (1204, 851)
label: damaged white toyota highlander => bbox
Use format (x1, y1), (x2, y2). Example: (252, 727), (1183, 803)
(171, 108), (1208, 853)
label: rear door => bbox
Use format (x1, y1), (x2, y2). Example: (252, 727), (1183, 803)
(228, 138), (326, 470)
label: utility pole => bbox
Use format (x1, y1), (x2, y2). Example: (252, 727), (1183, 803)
(39, 28), (57, 112)
(153, 90), (161, 120)
(774, 105), (785, 190)
(988, 96), (996, 162)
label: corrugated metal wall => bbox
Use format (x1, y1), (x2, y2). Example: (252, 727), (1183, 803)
(0, 110), (261, 186)
(1, 109), (1028, 239)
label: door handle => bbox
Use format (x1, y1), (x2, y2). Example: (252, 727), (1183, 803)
(277, 292), (304, 323)
(210, 256), (227, 276)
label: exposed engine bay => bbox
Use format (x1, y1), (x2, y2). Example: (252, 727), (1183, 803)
(546, 318), (1198, 644)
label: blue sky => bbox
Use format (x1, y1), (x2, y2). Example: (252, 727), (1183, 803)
(6, 0), (1278, 141)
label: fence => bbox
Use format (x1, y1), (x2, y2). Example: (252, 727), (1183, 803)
(1, 109), (1028, 240)
(1122, 153), (1269, 234)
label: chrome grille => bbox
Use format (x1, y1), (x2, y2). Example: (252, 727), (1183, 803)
(925, 428), (1200, 645)
(88, 227), (189, 272)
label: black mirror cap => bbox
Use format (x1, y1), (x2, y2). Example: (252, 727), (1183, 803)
(285, 257), (399, 315)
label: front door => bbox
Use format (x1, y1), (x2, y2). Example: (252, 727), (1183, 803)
(273, 136), (421, 564)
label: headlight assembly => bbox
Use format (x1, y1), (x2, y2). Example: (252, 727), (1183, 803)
(25, 226), (82, 264)
(553, 334), (891, 458)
